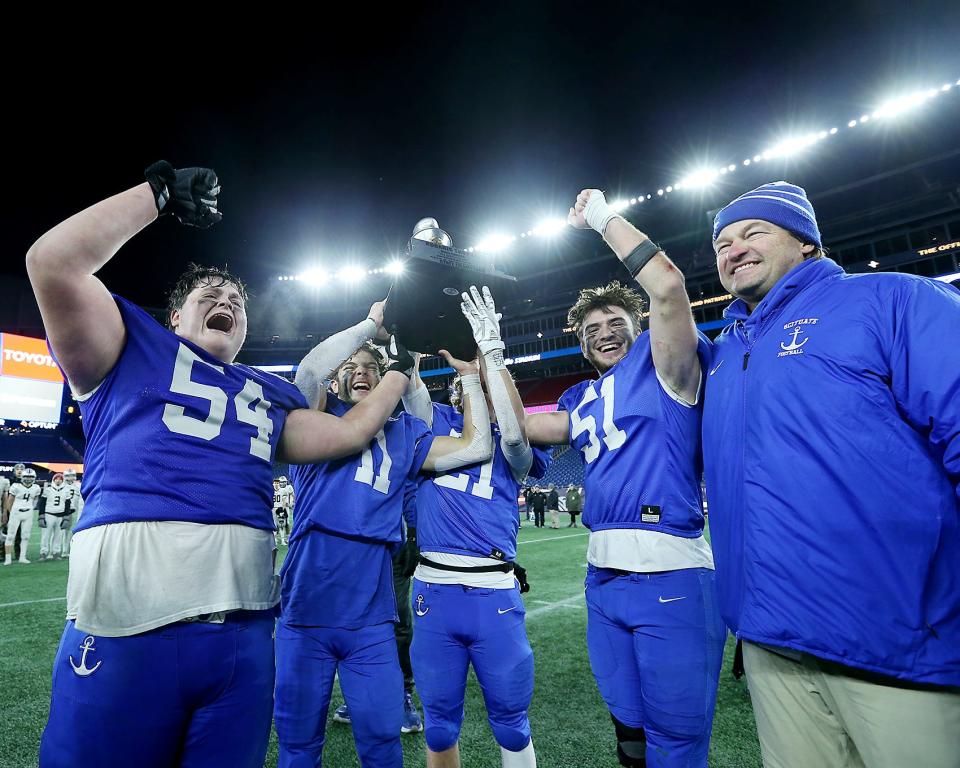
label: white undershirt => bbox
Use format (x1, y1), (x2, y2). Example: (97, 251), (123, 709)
(66, 521), (279, 637)
(415, 551), (518, 589)
(587, 529), (715, 572)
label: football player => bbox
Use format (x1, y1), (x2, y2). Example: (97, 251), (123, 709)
(403, 287), (550, 768)
(275, 311), (493, 768)
(60, 468), (82, 557)
(524, 190), (725, 768)
(39, 472), (74, 559)
(29, 161), (417, 768)
(274, 475), (294, 545)
(4, 468), (40, 565)
(0, 471), (10, 540)
(4, 462), (26, 559)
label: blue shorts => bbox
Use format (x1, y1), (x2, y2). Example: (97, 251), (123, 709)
(274, 620), (403, 768)
(409, 579), (534, 753)
(585, 566), (726, 768)
(39, 611), (275, 768)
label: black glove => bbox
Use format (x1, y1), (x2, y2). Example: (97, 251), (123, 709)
(37, 513), (46, 528)
(384, 336), (414, 377)
(514, 563), (530, 594)
(396, 527), (418, 578)
(60, 516), (72, 531)
(144, 160), (222, 229)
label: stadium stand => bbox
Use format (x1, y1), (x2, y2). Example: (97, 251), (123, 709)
(537, 445), (584, 488)
(0, 432), (83, 464)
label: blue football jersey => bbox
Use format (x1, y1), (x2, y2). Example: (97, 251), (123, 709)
(416, 403), (550, 561)
(74, 295), (308, 533)
(286, 394), (433, 545)
(557, 333), (708, 537)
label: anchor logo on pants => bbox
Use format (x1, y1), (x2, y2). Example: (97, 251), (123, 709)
(415, 595), (429, 617)
(69, 636), (103, 677)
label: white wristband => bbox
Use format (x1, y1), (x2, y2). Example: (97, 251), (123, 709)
(480, 339), (507, 368)
(583, 193), (619, 235)
(460, 373), (483, 395)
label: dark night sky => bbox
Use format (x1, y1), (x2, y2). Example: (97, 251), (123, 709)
(5, 2), (959, 332)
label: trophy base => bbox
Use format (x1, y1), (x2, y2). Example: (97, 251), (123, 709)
(384, 240), (517, 361)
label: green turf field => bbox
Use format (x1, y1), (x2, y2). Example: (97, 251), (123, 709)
(0, 523), (762, 767)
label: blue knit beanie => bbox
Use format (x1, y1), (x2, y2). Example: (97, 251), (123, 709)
(712, 182), (822, 248)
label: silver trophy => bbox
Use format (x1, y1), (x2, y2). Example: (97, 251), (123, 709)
(411, 217), (453, 247)
(384, 216), (515, 359)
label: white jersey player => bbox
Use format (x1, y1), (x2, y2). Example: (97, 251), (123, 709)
(41, 473), (74, 560)
(61, 469), (82, 557)
(5, 468), (41, 564)
(273, 476), (295, 546)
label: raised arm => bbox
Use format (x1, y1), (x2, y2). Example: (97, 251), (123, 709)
(26, 161), (222, 395)
(280, 337), (414, 463)
(420, 352), (492, 472)
(570, 189), (700, 404)
(294, 299), (387, 410)
(401, 353), (434, 427)
(462, 286), (533, 481)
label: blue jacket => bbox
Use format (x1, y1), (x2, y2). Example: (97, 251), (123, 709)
(703, 258), (960, 686)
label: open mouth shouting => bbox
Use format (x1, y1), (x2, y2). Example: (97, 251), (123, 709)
(351, 381), (371, 394)
(206, 311), (235, 334)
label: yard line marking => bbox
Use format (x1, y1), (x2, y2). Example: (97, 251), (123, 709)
(526, 593), (585, 619)
(519, 532), (589, 545)
(0, 596), (66, 609)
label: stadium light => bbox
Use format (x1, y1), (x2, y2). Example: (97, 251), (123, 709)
(475, 233), (515, 254)
(532, 217), (567, 237)
(385, 260), (405, 276)
(300, 268), (330, 287)
(275, 73), (959, 272)
(873, 89), (936, 119)
(337, 265), (366, 283)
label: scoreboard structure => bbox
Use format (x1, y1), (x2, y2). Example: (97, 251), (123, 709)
(0, 332), (65, 424)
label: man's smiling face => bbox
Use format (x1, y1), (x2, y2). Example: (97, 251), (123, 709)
(580, 305), (638, 373)
(714, 219), (815, 309)
(336, 349), (383, 405)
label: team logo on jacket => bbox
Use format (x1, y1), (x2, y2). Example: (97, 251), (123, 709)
(777, 318), (819, 358)
(69, 636), (103, 677)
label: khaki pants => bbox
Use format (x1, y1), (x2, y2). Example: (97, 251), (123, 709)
(742, 641), (960, 768)
(549, 509), (559, 528)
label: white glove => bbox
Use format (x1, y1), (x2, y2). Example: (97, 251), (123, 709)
(461, 285), (505, 360)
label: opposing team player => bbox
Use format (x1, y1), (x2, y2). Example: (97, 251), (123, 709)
(59, 468), (82, 557)
(0, 470), (10, 544)
(404, 286), (550, 768)
(525, 190), (725, 768)
(273, 475), (295, 546)
(39, 472), (74, 559)
(3, 462), (27, 559)
(4, 468), (40, 565)
(275, 318), (493, 767)
(27, 160), (417, 768)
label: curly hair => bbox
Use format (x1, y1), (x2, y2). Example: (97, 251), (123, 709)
(166, 263), (248, 328)
(566, 281), (646, 338)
